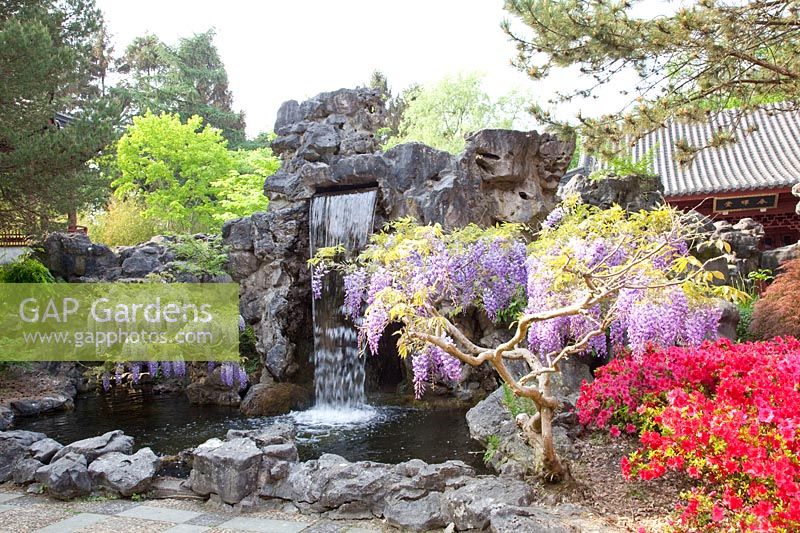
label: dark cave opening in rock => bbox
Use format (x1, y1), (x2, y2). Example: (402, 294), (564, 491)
(365, 323), (407, 394)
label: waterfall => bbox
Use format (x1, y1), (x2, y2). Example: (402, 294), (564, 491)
(309, 189), (378, 409)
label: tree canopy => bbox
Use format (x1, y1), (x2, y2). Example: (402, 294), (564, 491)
(384, 72), (529, 153)
(112, 112), (275, 234)
(0, 0), (121, 231)
(118, 30), (246, 147)
(503, 0), (800, 160)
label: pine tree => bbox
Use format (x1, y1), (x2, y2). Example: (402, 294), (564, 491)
(0, 0), (122, 233)
(503, 0), (800, 160)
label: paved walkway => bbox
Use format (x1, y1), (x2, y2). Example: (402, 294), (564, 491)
(0, 491), (387, 533)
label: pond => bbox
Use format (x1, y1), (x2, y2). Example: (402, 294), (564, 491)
(15, 390), (489, 473)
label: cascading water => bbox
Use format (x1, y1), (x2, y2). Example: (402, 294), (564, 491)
(303, 188), (378, 421)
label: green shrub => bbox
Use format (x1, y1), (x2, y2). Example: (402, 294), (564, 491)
(84, 196), (162, 247)
(0, 256), (54, 283)
(168, 235), (228, 277)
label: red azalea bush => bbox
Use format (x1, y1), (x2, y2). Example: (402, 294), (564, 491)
(578, 338), (800, 532)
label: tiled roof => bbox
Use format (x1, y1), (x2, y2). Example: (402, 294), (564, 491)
(566, 105), (800, 197)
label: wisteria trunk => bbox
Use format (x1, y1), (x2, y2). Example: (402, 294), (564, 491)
(518, 374), (568, 483)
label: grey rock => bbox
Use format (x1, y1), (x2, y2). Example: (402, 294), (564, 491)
(88, 447), (160, 496)
(383, 491), (444, 531)
(29, 438), (63, 463)
(41, 232), (119, 281)
(121, 253), (161, 277)
(226, 422), (296, 446)
(0, 429), (48, 447)
(0, 406), (13, 430)
(52, 430), (134, 464)
(12, 458), (43, 485)
(465, 388), (534, 474)
(440, 476), (535, 530)
(189, 437), (262, 504)
(0, 438), (27, 482)
(718, 300), (740, 341)
(10, 395), (73, 417)
(762, 242), (800, 271)
(34, 452), (91, 500)
(185, 367), (242, 407)
(560, 172), (664, 212)
(264, 454), (401, 515)
(489, 505), (578, 533)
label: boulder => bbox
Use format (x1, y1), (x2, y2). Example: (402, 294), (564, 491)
(34, 452), (91, 500)
(383, 492), (445, 531)
(10, 394), (73, 417)
(465, 388), (534, 474)
(185, 367), (242, 407)
(560, 172), (664, 212)
(88, 448), (160, 496)
(28, 438), (63, 463)
(0, 406), (13, 430)
(0, 438), (27, 482)
(12, 458), (43, 485)
(188, 438), (263, 504)
(51, 430), (134, 464)
(0, 429), (47, 447)
(226, 422), (296, 446)
(264, 454), (402, 518)
(489, 505), (579, 533)
(440, 476), (535, 530)
(762, 242), (800, 272)
(239, 382), (312, 417)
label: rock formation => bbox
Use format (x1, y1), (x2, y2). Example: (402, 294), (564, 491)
(225, 87), (575, 389)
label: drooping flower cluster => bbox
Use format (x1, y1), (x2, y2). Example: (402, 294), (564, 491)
(411, 338), (463, 397)
(313, 202), (734, 399)
(100, 360), (247, 392)
(580, 338), (800, 532)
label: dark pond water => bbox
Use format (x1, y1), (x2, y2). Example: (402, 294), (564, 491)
(15, 390), (489, 473)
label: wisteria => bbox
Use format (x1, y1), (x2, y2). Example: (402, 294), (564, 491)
(312, 201), (737, 408)
(411, 338), (463, 397)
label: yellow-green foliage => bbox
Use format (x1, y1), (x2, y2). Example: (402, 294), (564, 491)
(83, 196), (162, 247)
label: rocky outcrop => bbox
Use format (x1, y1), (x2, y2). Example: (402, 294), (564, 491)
(33, 452), (92, 500)
(1, 429), (160, 501)
(88, 447), (160, 496)
(180, 423), (616, 531)
(228, 87), (574, 383)
(41, 234), (232, 283)
(186, 367), (243, 407)
(762, 242), (800, 272)
(239, 381), (312, 416)
(51, 430), (134, 464)
(560, 172), (664, 212)
(29, 437), (63, 463)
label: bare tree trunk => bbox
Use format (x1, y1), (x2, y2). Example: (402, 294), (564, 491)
(538, 374), (567, 482)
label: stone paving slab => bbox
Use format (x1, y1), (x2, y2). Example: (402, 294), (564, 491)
(118, 504), (203, 524)
(164, 525), (211, 533)
(217, 516), (308, 533)
(32, 513), (107, 533)
(0, 491), (389, 533)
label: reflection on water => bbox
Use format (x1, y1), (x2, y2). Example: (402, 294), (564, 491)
(15, 390), (488, 472)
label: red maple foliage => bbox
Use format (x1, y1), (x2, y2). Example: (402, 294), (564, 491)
(751, 259), (800, 340)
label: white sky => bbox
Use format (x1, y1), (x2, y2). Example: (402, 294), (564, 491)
(96, 0), (657, 137)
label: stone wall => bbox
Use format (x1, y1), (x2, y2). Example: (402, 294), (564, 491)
(224, 87), (575, 387)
